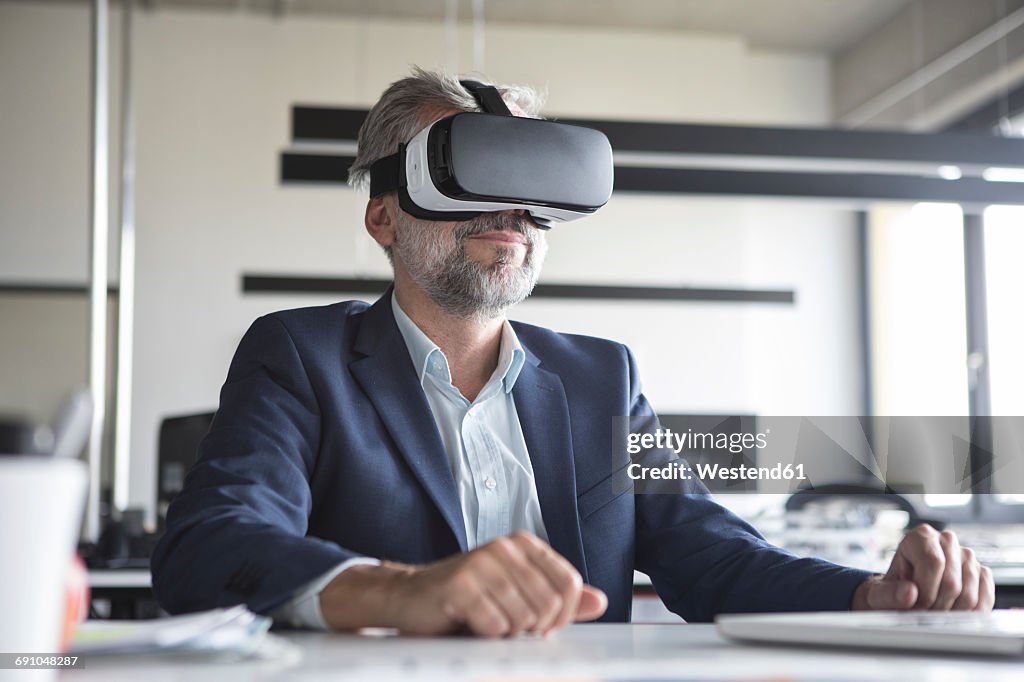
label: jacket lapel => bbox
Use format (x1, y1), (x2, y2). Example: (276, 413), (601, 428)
(349, 291), (468, 552)
(512, 348), (589, 581)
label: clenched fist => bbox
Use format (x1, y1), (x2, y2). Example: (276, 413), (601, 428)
(852, 524), (994, 612)
(320, 531), (607, 637)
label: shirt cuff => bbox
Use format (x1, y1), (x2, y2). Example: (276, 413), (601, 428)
(272, 557), (381, 630)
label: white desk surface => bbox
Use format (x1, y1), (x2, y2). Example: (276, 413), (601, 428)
(60, 623), (1024, 682)
(87, 570), (152, 589)
(88, 567), (1024, 590)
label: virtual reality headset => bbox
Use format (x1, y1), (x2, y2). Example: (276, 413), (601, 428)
(368, 80), (614, 229)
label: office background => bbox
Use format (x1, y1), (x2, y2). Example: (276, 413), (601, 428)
(1, 0), (1023, 530)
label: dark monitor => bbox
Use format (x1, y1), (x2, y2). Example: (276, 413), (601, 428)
(157, 411), (214, 530)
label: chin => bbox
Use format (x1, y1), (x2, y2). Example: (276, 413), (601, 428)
(488, 263), (527, 276)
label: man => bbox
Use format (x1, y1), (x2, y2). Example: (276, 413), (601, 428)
(151, 69), (994, 637)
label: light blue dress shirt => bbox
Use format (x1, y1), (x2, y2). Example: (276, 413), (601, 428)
(274, 293), (549, 628)
(391, 293), (549, 549)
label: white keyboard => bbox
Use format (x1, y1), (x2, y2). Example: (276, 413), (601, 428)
(716, 610), (1024, 656)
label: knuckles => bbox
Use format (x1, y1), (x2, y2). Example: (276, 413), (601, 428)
(922, 547), (946, 571)
(478, 613), (508, 638)
(939, 529), (957, 545)
(447, 569), (479, 597)
(442, 534), (588, 635)
(912, 523), (938, 538)
(980, 565), (993, 584)
(488, 536), (515, 555)
(940, 574), (962, 595)
(510, 530), (535, 543)
(540, 592), (564, 618)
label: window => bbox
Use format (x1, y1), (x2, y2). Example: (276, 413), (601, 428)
(869, 203), (973, 509)
(984, 205), (1024, 506)
(869, 203), (968, 417)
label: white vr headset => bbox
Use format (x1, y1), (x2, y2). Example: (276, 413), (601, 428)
(368, 80), (614, 228)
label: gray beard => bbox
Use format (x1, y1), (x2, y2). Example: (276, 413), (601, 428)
(394, 211), (548, 323)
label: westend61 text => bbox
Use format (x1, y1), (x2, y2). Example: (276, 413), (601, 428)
(627, 461), (807, 482)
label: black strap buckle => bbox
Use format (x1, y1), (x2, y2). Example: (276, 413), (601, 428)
(459, 79), (513, 116)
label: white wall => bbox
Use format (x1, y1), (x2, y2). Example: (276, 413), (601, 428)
(0, 1), (861, 523)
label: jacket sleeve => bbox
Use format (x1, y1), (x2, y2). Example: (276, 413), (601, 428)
(151, 315), (364, 616)
(625, 346), (873, 622)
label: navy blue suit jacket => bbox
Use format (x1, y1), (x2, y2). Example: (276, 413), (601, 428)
(151, 292), (870, 622)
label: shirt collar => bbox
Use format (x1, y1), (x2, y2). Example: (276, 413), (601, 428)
(391, 291), (525, 394)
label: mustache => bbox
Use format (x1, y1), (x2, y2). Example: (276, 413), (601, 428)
(455, 212), (538, 242)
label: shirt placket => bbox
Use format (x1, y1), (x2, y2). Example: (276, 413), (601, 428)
(462, 398), (505, 547)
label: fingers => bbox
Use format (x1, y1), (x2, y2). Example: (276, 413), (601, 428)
(443, 569), (510, 638)
(884, 548), (910, 582)
(931, 530), (963, 610)
(439, 533), (600, 638)
(437, 549), (535, 638)
(860, 575), (918, 610)
(878, 581), (918, 610)
(511, 532), (586, 633)
(896, 524), (946, 609)
(576, 584), (609, 621)
(486, 536), (564, 634)
(978, 564), (995, 612)
(887, 526), (992, 613)
(478, 554), (541, 635)
(951, 547), (979, 611)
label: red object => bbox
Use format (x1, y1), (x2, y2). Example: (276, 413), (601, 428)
(62, 553), (90, 651)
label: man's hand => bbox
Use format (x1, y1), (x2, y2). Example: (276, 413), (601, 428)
(852, 524), (994, 611)
(320, 531), (608, 637)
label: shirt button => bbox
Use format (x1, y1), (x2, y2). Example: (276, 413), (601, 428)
(484, 477), (497, 490)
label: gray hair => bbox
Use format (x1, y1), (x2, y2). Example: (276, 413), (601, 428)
(347, 67), (546, 191)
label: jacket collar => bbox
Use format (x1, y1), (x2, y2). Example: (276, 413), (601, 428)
(350, 289), (468, 551)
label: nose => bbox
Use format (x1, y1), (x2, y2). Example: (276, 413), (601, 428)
(504, 208), (539, 229)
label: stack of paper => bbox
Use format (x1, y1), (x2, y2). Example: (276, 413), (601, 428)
(70, 605), (272, 657)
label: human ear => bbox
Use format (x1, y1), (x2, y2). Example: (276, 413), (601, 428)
(364, 195), (397, 248)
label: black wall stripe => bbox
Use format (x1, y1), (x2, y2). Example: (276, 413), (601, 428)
(292, 107), (367, 142)
(0, 283), (119, 296)
(242, 275), (794, 304)
(281, 153), (355, 184)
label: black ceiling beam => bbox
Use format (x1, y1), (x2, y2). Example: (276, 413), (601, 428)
(571, 118), (1024, 166)
(613, 167), (1024, 204)
(280, 152), (1024, 204)
(291, 105), (1024, 166)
